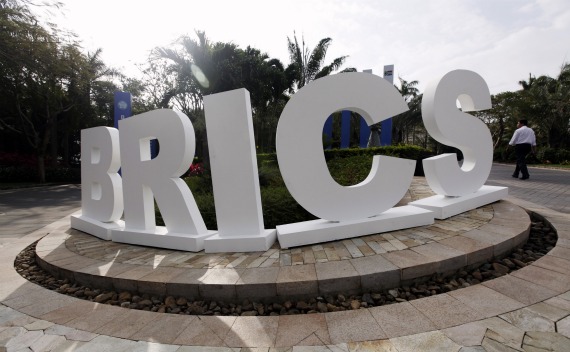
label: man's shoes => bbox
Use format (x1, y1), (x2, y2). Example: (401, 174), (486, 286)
(512, 174), (519, 178)
(521, 176), (529, 180)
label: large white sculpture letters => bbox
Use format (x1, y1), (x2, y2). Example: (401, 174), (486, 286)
(276, 73), (414, 221)
(111, 109), (213, 251)
(70, 127), (123, 240)
(71, 70), (507, 252)
(421, 70), (493, 196)
(275, 73), (434, 248)
(80, 127), (123, 222)
(410, 70), (508, 218)
(203, 89), (276, 252)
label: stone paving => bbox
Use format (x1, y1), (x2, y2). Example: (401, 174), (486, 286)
(1, 169), (570, 350)
(34, 178), (529, 304)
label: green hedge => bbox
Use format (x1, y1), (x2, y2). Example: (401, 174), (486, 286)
(494, 147), (570, 164)
(0, 166), (80, 183)
(537, 148), (570, 164)
(156, 145), (434, 229)
(323, 145), (433, 161)
(258, 145), (434, 177)
(156, 185), (315, 230)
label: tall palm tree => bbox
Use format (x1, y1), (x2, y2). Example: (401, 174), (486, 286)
(397, 77), (419, 102)
(157, 31), (294, 154)
(390, 77), (421, 145)
(518, 73), (536, 91)
(286, 32), (355, 91)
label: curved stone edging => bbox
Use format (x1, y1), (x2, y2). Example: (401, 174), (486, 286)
(1, 201), (569, 348)
(35, 200), (530, 303)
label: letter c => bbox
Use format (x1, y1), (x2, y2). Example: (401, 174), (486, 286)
(276, 73), (414, 221)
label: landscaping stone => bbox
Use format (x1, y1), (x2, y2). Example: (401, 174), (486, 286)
(12, 216), (557, 317)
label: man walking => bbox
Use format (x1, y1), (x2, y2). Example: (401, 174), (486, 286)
(509, 119), (536, 180)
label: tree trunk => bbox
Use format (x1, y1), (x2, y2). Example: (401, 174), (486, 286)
(50, 120), (58, 167)
(37, 155), (46, 183)
(63, 130), (70, 166)
(38, 120), (52, 184)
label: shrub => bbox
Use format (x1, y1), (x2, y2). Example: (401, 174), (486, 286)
(536, 148), (570, 164)
(0, 166), (37, 182)
(326, 155), (374, 186)
(258, 163), (284, 187)
(261, 186), (316, 228)
(556, 149), (570, 164)
(158, 145), (435, 229)
(0, 152), (37, 167)
(538, 148), (558, 164)
(185, 173), (213, 194)
(324, 145), (434, 177)
(157, 185), (316, 230)
(0, 165), (80, 183)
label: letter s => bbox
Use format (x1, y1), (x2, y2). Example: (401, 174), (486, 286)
(421, 70), (493, 196)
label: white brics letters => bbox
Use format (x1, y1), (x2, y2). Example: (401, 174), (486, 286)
(421, 70), (493, 196)
(202, 89), (276, 252)
(70, 127), (123, 240)
(110, 109), (213, 252)
(410, 70), (508, 218)
(276, 73), (414, 221)
(275, 73), (434, 248)
(79, 127), (123, 222)
(71, 70), (507, 252)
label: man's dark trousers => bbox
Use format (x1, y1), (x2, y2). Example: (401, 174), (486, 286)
(513, 143), (532, 178)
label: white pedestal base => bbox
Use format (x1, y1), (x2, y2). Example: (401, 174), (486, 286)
(70, 214), (124, 240)
(410, 185), (508, 219)
(111, 227), (216, 252)
(276, 205), (435, 249)
(204, 229), (277, 253)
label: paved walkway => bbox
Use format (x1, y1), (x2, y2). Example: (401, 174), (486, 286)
(1, 165), (570, 351)
(487, 163), (570, 214)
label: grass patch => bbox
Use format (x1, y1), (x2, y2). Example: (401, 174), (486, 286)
(530, 164), (570, 169)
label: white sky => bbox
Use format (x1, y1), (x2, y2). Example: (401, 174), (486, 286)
(47, 0), (570, 95)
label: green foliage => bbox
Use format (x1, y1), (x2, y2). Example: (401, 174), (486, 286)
(158, 185), (316, 230)
(326, 155), (373, 186)
(286, 33), (352, 90)
(492, 146), (570, 165)
(158, 145), (433, 229)
(323, 145), (431, 161)
(536, 148), (570, 164)
(0, 166), (80, 183)
(258, 162), (284, 187)
(493, 147), (516, 162)
(0, 1), (120, 182)
(260, 187), (317, 228)
(184, 173), (213, 194)
(256, 153), (278, 165)
(484, 63), (570, 150)
(325, 145), (433, 177)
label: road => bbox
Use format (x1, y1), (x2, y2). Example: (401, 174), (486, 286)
(0, 184), (81, 239)
(486, 163), (569, 214)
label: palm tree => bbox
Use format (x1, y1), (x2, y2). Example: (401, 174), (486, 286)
(398, 77), (419, 102)
(157, 31), (294, 154)
(286, 32), (355, 91)
(518, 73), (536, 91)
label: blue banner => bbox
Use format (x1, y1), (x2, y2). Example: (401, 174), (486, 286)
(341, 110), (351, 149)
(114, 91), (132, 128)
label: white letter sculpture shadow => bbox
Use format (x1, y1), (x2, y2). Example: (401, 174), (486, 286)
(410, 70), (507, 218)
(275, 73), (434, 248)
(111, 109), (214, 251)
(71, 127), (124, 240)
